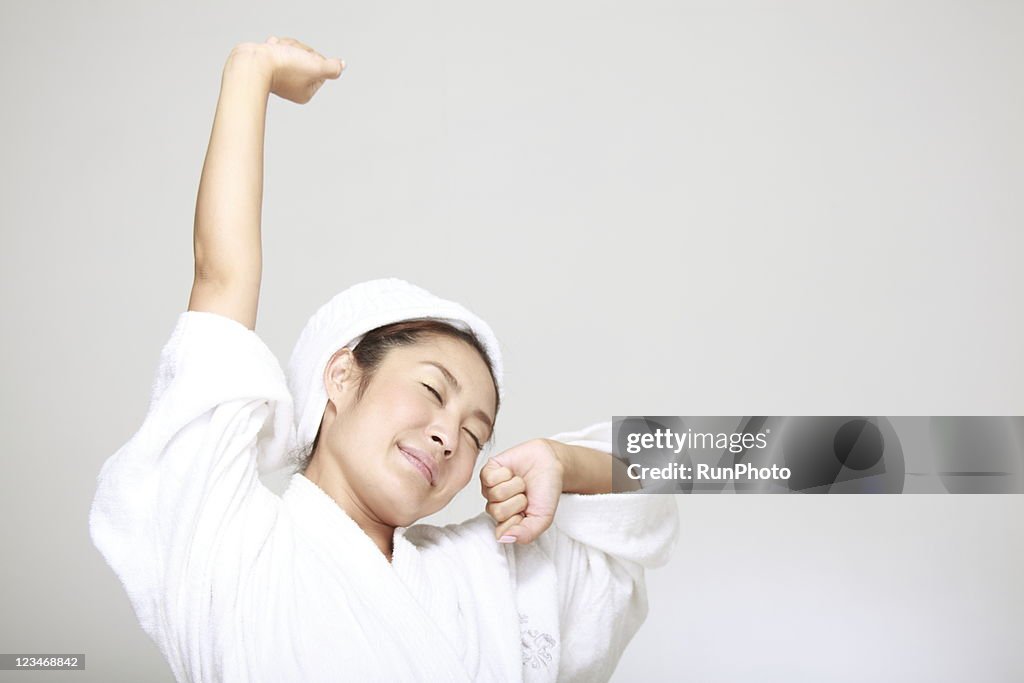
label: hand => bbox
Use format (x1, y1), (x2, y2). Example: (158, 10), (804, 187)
(480, 439), (565, 545)
(230, 36), (344, 104)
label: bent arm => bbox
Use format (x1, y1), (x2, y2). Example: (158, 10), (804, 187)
(548, 441), (642, 494)
(188, 46), (273, 330)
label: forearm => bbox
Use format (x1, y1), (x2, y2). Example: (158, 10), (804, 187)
(547, 441), (641, 494)
(191, 47), (272, 314)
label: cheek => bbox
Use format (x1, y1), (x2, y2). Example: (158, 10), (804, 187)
(451, 457), (476, 489)
(355, 386), (431, 436)
(384, 388), (431, 421)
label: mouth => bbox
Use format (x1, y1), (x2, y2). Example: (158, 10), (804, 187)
(398, 445), (436, 486)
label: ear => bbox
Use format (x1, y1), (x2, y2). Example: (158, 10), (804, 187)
(323, 347), (359, 403)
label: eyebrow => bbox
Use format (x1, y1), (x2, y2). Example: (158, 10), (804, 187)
(421, 361), (495, 438)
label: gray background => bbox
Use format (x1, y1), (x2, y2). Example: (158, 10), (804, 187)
(1, 0), (1022, 681)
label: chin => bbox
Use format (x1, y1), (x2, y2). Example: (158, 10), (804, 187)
(376, 488), (434, 527)
(388, 507), (430, 528)
(393, 497), (448, 527)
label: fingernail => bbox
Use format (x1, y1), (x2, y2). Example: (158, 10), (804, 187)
(498, 535), (517, 544)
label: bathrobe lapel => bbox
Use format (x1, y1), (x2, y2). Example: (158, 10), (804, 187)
(505, 541), (561, 682)
(396, 516), (525, 682)
(284, 475), (472, 682)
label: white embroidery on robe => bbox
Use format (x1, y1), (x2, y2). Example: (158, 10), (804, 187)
(519, 613), (557, 670)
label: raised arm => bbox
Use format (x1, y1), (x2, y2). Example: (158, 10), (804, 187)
(188, 37), (344, 330)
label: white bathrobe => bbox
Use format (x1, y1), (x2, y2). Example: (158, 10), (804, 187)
(90, 311), (679, 683)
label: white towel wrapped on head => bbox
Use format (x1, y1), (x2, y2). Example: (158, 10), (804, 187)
(285, 278), (505, 467)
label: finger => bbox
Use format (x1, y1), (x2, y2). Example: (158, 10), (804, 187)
(482, 475), (526, 503)
(276, 37), (318, 55)
(304, 81), (325, 103)
(288, 40), (336, 72)
(485, 493), (526, 523)
(485, 493), (527, 523)
(502, 514), (551, 545)
(479, 461), (514, 488)
(495, 514), (524, 541)
(273, 36), (341, 72)
(322, 58), (345, 79)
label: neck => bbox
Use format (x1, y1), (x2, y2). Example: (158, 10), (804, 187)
(303, 454), (396, 563)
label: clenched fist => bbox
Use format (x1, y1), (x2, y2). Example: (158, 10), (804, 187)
(229, 36), (345, 104)
(480, 439), (566, 545)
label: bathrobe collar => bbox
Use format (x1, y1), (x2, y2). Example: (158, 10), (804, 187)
(282, 473), (475, 682)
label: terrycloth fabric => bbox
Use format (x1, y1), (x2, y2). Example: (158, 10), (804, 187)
(287, 278), (504, 464)
(90, 309), (679, 682)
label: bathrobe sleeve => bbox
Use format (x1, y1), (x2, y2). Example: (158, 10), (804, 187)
(89, 311), (294, 680)
(542, 421), (679, 682)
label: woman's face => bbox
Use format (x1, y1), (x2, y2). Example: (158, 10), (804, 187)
(318, 335), (497, 527)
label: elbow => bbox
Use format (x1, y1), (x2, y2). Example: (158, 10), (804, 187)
(192, 260), (260, 291)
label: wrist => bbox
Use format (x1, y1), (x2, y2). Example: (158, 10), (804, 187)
(544, 439), (573, 488)
(223, 44), (274, 90)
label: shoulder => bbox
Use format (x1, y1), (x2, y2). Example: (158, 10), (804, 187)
(403, 512), (495, 549)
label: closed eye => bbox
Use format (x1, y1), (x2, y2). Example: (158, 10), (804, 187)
(423, 384), (483, 451)
(422, 383), (443, 403)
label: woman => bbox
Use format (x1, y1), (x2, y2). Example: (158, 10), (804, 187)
(90, 36), (678, 682)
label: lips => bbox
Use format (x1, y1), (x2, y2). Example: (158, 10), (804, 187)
(399, 445), (438, 486)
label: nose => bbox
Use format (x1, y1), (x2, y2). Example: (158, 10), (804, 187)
(430, 418), (457, 459)
(431, 433), (452, 458)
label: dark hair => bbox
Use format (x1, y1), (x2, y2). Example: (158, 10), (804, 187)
(295, 318), (500, 473)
